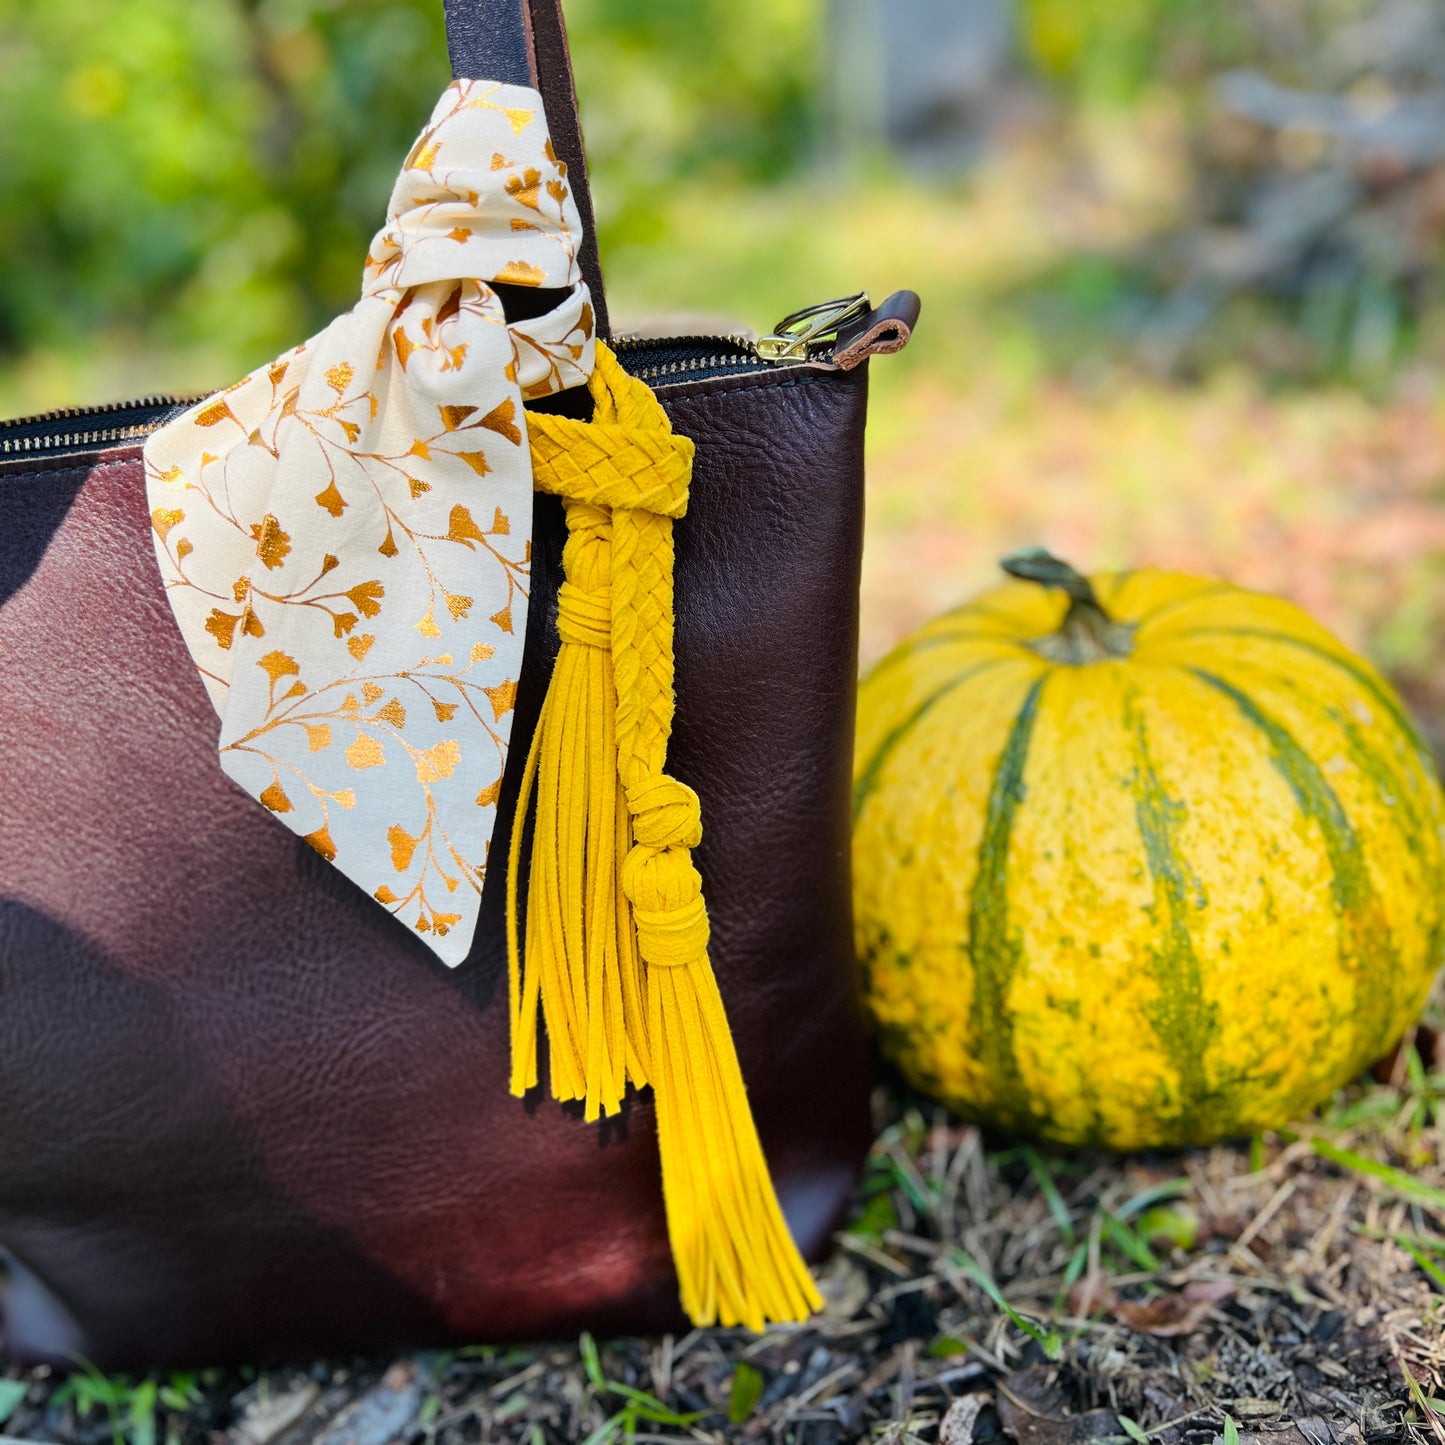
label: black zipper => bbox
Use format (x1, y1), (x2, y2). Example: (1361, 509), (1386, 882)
(608, 332), (763, 385)
(0, 293), (869, 464)
(0, 341), (763, 464)
(0, 395), (201, 460)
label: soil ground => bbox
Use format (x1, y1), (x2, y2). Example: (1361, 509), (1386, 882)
(5, 1037), (1445, 1445)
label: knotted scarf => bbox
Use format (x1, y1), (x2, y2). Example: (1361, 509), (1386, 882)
(143, 78), (818, 1330)
(144, 79), (593, 964)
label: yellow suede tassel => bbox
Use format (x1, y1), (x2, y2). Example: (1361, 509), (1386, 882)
(507, 342), (822, 1329)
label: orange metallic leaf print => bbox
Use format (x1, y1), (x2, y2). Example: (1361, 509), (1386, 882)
(142, 78), (594, 964)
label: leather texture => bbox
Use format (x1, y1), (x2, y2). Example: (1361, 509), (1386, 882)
(0, 363), (877, 1369)
(443, 0), (534, 86)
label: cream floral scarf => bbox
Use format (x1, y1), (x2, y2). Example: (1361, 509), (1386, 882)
(143, 80), (594, 965)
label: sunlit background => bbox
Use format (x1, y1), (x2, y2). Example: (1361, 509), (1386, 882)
(4, 0), (1445, 739)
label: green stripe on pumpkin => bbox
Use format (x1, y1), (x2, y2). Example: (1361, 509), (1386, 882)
(1192, 669), (1399, 1062)
(1129, 581), (1237, 632)
(1123, 688), (1220, 1136)
(1198, 662), (1442, 1039)
(1211, 656), (1433, 845)
(859, 629), (1015, 692)
(853, 659), (1008, 822)
(966, 673), (1047, 1130)
(1172, 626), (1429, 758)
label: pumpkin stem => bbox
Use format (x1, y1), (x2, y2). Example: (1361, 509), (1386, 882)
(1000, 548), (1135, 665)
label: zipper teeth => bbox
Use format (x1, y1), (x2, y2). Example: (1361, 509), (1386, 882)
(0, 421), (167, 456)
(610, 332), (763, 384)
(610, 333), (756, 354)
(0, 393), (198, 457)
(627, 352), (761, 384)
(2, 394), (194, 430)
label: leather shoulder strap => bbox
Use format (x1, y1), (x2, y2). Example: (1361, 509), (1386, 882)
(443, 0), (610, 339)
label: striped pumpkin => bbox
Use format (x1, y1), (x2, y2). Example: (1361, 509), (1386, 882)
(853, 552), (1445, 1148)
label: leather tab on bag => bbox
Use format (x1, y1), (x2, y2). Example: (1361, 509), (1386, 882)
(832, 290), (921, 371)
(443, 0), (533, 85)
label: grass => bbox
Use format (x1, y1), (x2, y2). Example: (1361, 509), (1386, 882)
(5, 1037), (1445, 1441)
(26, 1363), (204, 1445)
(576, 1332), (708, 1442)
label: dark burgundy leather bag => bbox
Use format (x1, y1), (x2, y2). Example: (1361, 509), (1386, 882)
(0, 0), (918, 1369)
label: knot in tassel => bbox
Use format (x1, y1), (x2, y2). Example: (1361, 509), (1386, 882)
(627, 775), (702, 849)
(556, 581), (610, 649)
(623, 776), (709, 967)
(622, 844), (709, 969)
(556, 502), (612, 649)
(511, 342), (823, 1331)
(559, 497), (612, 591)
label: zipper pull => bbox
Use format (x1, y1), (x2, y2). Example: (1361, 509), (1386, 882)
(756, 292), (871, 366)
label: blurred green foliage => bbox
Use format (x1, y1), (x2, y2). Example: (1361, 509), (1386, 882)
(1022, 0), (1229, 104)
(566, 0), (820, 236)
(0, 0), (819, 371)
(1019, 0), (1445, 384)
(1019, 0), (1376, 105)
(0, 0), (445, 360)
(4, 0), (1431, 395)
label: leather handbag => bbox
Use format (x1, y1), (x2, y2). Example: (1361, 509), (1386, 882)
(0, 0), (918, 1369)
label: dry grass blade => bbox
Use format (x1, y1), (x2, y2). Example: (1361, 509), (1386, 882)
(4, 1046), (1445, 1444)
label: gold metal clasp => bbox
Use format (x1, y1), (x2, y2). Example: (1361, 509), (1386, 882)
(756, 292), (871, 365)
